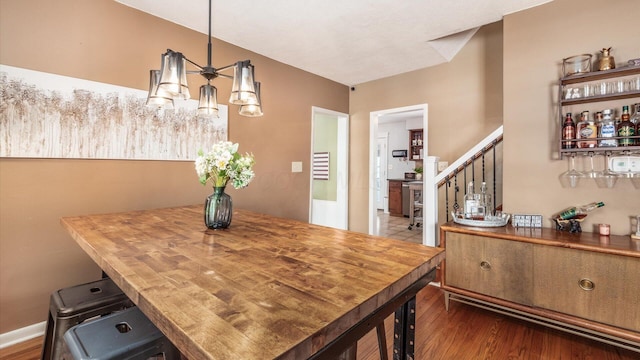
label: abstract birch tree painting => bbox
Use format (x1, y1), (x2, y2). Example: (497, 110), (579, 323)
(0, 65), (228, 160)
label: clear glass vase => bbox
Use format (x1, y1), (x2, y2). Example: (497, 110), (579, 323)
(204, 186), (232, 229)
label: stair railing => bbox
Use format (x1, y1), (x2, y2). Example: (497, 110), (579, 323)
(423, 125), (503, 246)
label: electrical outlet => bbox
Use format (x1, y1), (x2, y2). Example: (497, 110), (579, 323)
(291, 161), (303, 173)
(438, 161), (448, 171)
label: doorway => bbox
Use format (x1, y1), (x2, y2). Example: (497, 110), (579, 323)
(369, 104), (428, 241)
(309, 107), (349, 230)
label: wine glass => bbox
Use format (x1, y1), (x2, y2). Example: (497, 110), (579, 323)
(595, 152), (619, 188)
(559, 153), (585, 188)
(583, 152), (599, 179)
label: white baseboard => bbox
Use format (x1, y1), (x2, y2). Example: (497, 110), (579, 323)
(0, 321), (46, 349)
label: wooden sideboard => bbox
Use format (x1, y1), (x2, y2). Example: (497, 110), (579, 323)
(440, 223), (640, 352)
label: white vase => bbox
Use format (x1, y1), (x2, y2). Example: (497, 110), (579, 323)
(416, 173), (422, 180)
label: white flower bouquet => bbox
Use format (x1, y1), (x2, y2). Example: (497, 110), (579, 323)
(195, 141), (255, 188)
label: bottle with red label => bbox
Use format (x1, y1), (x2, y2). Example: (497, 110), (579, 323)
(562, 112), (576, 149)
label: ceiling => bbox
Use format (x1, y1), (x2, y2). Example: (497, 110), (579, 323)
(115, 0), (551, 86)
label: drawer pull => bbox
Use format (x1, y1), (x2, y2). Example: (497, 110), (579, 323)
(480, 261), (491, 271)
(578, 278), (595, 291)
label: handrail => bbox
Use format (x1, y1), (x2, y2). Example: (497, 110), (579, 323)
(434, 126), (503, 187)
(423, 125), (504, 247)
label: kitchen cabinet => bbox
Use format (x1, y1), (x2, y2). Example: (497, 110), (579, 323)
(409, 129), (423, 160)
(388, 180), (403, 217)
(558, 66), (640, 158)
(440, 223), (640, 351)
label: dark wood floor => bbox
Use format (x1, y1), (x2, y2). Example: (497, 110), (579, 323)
(356, 285), (638, 360)
(1, 285), (637, 360)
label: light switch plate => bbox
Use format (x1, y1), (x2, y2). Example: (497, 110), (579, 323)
(438, 161), (448, 171)
(291, 161), (303, 173)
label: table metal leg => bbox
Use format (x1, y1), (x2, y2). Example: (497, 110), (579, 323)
(376, 323), (389, 360)
(393, 296), (416, 360)
(336, 343), (357, 360)
(308, 269), (434, 360)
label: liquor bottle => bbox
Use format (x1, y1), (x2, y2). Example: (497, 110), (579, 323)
(594, 111), (603, 143)
(632, 103), (640, 144)
(577, 110), (596, 148)
(464, 182), (479, 219)
(599, 109), (617, 147)
(618, 105), (635, 146)
(561, 113), (576, 149)
(480, 182), (492, 216)
(556, 202), (605, 220)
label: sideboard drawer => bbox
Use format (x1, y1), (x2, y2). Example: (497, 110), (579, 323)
(445, 232), (533, 306)
(534, 245), (640, 332)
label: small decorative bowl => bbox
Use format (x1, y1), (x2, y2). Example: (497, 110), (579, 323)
(563, 54), (592, 77)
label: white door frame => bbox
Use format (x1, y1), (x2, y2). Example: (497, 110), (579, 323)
(309, 106), (349, 229)
(369, 104), (428, 239)
(376, 133), (389, 211)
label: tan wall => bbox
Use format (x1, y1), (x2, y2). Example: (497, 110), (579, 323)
(0, 0), (348, 333)
(503, 0), (640, 235)
(348, 22), (504, 233)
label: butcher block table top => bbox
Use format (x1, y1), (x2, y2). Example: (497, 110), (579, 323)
(61, 205), (445, 360)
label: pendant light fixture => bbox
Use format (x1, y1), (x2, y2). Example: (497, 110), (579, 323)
(146, 0), (262, 118)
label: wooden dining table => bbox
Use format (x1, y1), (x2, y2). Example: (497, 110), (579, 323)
(61, 205), (445, 360)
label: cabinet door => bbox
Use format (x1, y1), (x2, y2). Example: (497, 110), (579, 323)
(408, 129), (423, 160)
(445, 232), (533, 305)
(534, 246), (640, 331)
(388, 181), (402, 216)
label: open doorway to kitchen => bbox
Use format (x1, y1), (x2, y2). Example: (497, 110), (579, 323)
(309, 107), (349, 230)
(369, 104), (428, 243)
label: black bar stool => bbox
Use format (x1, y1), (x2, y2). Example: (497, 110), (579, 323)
(41, 278), (134, 360)
(63, 306), (181, 360)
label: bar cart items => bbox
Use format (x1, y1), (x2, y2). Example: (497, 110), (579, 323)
(557, 53), (640, 188)
(452, 181), (509, 227)
(559, 153), (585, 188)
(512, 214), (543, 228)
(563, 54), (592, 77)
(595, 152), (620, 188)
(598, 47), (615, 71)
(553, 201), (604, 233)
(451, 212), (510, 227)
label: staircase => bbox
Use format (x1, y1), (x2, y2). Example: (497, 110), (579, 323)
(422, 126), (504, 246)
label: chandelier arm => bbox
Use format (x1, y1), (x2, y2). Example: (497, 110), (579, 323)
(216, 60), (251, 73)
(183, 56), (205, 71)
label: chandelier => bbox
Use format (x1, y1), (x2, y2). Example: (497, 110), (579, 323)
(145, 0), (263, 117)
